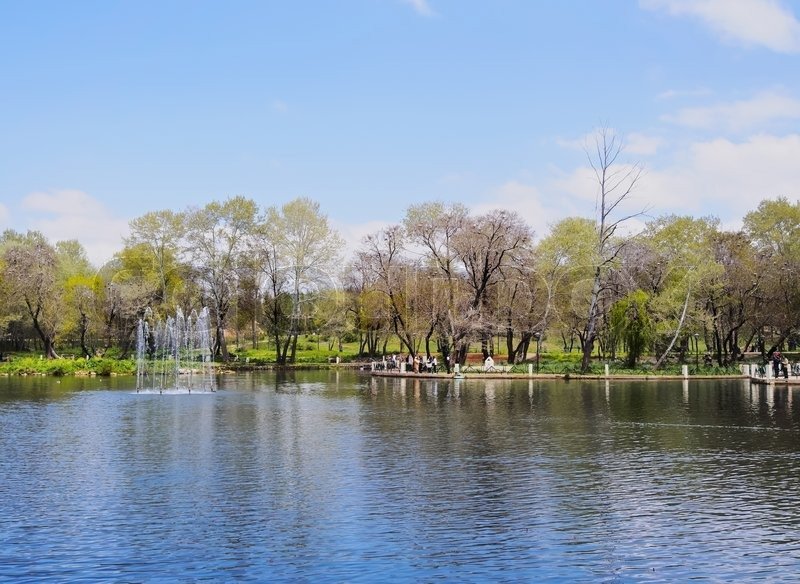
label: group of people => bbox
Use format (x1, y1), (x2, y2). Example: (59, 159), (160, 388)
(388, 353), (438, 373)
(772, 351), (790, 379)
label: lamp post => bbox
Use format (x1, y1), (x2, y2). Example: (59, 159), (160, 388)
(694, 333), (700, 368)
(533, 332), (541, 373)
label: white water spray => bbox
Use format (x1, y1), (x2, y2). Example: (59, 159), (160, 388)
(135, 307), (216, 393)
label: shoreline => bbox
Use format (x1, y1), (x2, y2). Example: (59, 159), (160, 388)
(370, 371), (750, 381)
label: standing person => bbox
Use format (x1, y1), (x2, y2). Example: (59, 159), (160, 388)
(772, 351), (782, 378)
(782, 353), (790, 379)
(431, 356), (438, 373)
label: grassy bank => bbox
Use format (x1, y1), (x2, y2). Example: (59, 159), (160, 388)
(0, 343), (752, 377)
(0, 356), (136, 377)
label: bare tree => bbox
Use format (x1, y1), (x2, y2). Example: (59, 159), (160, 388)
(581, 127), (645, 373)
(404, 202), (467, 364)
(452, 209), (532, 363)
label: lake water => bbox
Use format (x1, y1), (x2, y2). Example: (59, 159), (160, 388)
(1, 371), (799, 582)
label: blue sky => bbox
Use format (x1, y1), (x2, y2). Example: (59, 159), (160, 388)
(1, 0), (799, 265)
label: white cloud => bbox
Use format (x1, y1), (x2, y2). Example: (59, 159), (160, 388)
(625, 133), (665, 155)
(330, 218), (392, 255)
(551, 165), (650, 218)
(318, 131), (800, 260)
(555, 136), (587, 151)
(635, 133), (800, 220)
(663, 91), (800, 132)
(542, 132), (800, 237)
(401, 0), (434, 17)
(471, 181), (569, 240)
(21, 189), (129, 266)
(641, 0), (800, 53)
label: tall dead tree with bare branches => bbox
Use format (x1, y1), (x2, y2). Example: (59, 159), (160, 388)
(581, 127), (646, 373)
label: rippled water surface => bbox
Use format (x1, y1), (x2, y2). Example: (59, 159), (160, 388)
(1, 372), (800, 582)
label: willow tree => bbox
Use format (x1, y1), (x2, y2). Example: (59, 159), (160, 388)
(358, 225), (423, 357)
(343, 252), (391, 357)
(609, 289), (653, 367)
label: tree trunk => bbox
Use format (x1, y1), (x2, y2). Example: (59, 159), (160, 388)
(654, 289), (690, 370)
(79, 312), (92, 359)
(581, 268), (602, 372)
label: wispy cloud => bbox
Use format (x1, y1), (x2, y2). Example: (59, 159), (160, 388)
(624, 133), (665, 156)
(470, 180), (594, 241)
(21, 189), (129, 266)
(625, 133), (800, 223)
(330, 218), (392, 252)
(656, 87), (713, 100)
(557, 128), (663, 157)
(401, 0), (434, 17)
(641, 0), (800, 53)
(662, 90), (800, 132)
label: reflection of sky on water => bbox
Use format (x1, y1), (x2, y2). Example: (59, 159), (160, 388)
(1, 373), (799, 581)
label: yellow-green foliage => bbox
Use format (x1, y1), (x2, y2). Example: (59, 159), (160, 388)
(0, 357), (135, 376)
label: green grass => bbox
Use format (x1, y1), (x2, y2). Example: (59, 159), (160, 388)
(0, 337), (750, 377)
(0, 356), (135, 376)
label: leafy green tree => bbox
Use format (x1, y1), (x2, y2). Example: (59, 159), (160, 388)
(534, 217), (597, 353)
(184, 196), (257, 361)
(126, 210), (186, 307)
(703, 230), (760, 364)
(0, 231), (62, 358)
(343, 252), (391, 357)
(610, 289), (653, 367)
(633, 215), (721, 368)
(743, 197), (800, 355)
(280, 198), (344, 362)
(253, 198), (343, 363)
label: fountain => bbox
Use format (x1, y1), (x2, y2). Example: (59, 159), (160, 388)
(135, 307), (216, 393)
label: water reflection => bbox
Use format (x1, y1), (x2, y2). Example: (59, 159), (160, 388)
(1, 373), (799, 581)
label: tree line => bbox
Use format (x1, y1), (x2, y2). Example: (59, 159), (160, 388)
(1, 132), (798, 371)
